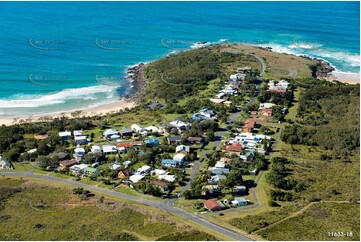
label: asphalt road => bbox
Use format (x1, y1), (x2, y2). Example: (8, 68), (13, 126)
(1, 171), (253, 241)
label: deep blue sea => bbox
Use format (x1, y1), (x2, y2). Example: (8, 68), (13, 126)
(0, 1), (359, 116)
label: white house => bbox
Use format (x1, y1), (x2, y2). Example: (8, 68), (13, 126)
(211, 167), (230, 175)
(69, 164), (88, 175)
(109, 163), (122, 171)
(215, 161), (226, 168)
(131, 124), (144, 132)
(231, 197), (248, 206)
(158, 174), (176, 183)
(144, 126), (160, 134)
(103, 129), (119, 138)
(73, 147), (85, 160)
(74, 135), (88, 145)
(259, 103), (276, 110)
(129, 174), (145, 183)
(208, 174), (226, 184)
(91, 145), (102, 153)
(169, 120), (191, 130)
(102, 145), (118, 154)
(59, 131), (71, 140)
(176, 145), (190, 154)
(0, 156), (13, 170)
(73, 130), (83, 136)
(173, 153), (186, 162)
(199, 108), (215, 118)
(138, 165), (151, 174)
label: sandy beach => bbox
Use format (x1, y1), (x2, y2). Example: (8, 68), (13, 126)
(0, 99), (135, 126)
(325, 71), (360, 84)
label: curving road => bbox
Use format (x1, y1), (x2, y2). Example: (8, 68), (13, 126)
(1, 171), (253, 241)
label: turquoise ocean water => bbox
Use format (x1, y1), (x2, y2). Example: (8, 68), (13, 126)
(0, 1), (359, 116)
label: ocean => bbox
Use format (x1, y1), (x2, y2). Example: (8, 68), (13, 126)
(0, 1), (359, 116)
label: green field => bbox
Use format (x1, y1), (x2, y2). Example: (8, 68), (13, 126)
(257, 202), (360, 241)
(0, 177), (218, 241)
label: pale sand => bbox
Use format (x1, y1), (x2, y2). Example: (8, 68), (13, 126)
(325, 71), (360, 84)
(0, 99), (136, 126)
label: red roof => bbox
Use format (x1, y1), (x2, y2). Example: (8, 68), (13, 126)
(151, 180), (168, 188)
(244, 118), (256, 128)
(269, 89), (286, 93)
(226, 143), (242, 152)
(262, 108), (273, 115)
(117, 141), (144, 148)
(204, 200), (224, 211)
(34, 134), (48, 140)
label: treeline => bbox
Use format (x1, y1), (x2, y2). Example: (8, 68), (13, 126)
(281, 83), (360, 157)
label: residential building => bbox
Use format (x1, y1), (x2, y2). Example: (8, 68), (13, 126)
(211, 168), (230, 175)
(73, 130), (83, 136)
(208, 174), (226, 185)
(59, 159), (79, 170)
(84, 167), (98, 177)
(262, 108), (273, 116)
(158, 174), (176, 183)
(176, 145), (190, 154)
(233, 185), (247, 194)
(243, 118), (256, 133)
(151, 180), (169, 193)
(123, 160), (132, 168)
(0, 156), (13, 170)
(201, 185), (219, 195)
(231, 197), (248, 207)
(224, 143), (243, 155)
(259, 103), (276, 109)
(103, 129), (119, 139)
(187, 136), (205, 144)
(57, 152), (70, 161)
(59, 131), (71, 140)
(34, 134), (48, 140)
(173, 153), (186, 162)
(144, 137), (160, 147)
(118, 169), (131, 179)
(161, 159), (179, 167)
(167, 135), (182, 145)
(69, 164), (88, 176)
(239, 151), (255, 163)
(102, 145), (118, 154)
(169, 120), (191, 132)
(203, 200), (225, 212)
(74, 135), (88, 145)
(91, 145), (102, 153)
(119, 127), (133, 137)
(73, 147), (86, 161)
(129, 174), (145, 184)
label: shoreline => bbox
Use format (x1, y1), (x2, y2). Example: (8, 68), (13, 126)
(1, 43), (359, 126)
(0, 99), (135, 126)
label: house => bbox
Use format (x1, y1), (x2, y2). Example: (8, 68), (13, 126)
(239, 151), (255, 163)
(69, 164), (88, 176)
(243, 119), (256, 133)
(210, 98), (225, 105)
(131, 124), (144, 133)
(199, 108), (215, 118)
(158, 174), (176, 183)
(151, 169), (168, 176)
(229, 73), (246, 82)
(0, 156), (13, 170)
(129, 174), (145, 183)
(167, 135), (182, 145)
(102, 145), (118, 154)
(73, 147), (85, 161)
(169, 120), (191, 132)
(118, 169), (131, 179)
(123, 160), (132, 168)
(144, 126), (161, 134)
(117, 141), (144, 151)
(233, 185), (247, 194)
(138, 165), (151, 174)
(215, 161), (227, 168)
(84, 167), (98, 177)
(161, 159), (179, 167)
(151, 180), (169, 193)
(187, 136), (205, 144)
(144, 137), (160, 147)
(59, 159), (79, 170)
(73, 130), (83, 136)
(231, 197), (248, 207)
(203, 200), (225, 212)
(224, 143), (243, 155)
(91, 145), (102, 153)
(74, 135), (88, 145)
(201, 185), (219, 195)
(103, 129), (119, 139)
(34, 134), (48, 140)
(268, 80), (290, 93)
(211, 168), (230, 175)
(262, 108), (273, 116)
(59, 131), (71, 140)
(259, 103), (276, 110)
(208, 174), (226, 185)
(250, 110), (258, 115)
(109, 163), (122, 171)
(176, 145), (190, 154)
(57, 152), (70, 161)
(173, 153), (186, 162)
(237, 66), (252, 73)
(220, 157), (230, 163)
(119, 127), (133, 137)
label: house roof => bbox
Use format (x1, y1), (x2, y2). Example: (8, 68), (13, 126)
(59, 159), (79, 167)
(102, 145), (117, 153)
(176, 145), (190, 153)
(34, 134), (48, 140)
(129, 174), (145, 183)
(151, 180), (168, 188)
(74, 147), (85, 153)
(226, 143), (242, 152)
(158, 175), (176, 182)
(173, 153), (186, 161)
(117, 141), (144, 148)
(119, 127), (133, 134)
(244, 118), (256, 128)
(203, 200), (225, 210)
(187, 136), (204, 142)
(168, 136), (182, 142)
(262, 108), (273, 114)
(161, 159), (178, 165)
(145, 137), (160, 144)
(59, 131), (71, 137)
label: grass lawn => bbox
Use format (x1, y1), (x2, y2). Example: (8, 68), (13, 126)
(4, 162), (36, 172)
(0, 177), (223, 241)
